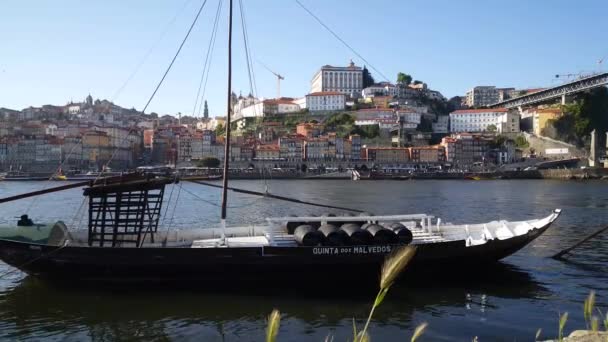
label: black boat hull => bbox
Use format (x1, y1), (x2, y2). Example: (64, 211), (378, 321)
(0, 222), (551, 285)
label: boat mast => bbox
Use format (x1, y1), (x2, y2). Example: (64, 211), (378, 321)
(220, 0), (233, 229)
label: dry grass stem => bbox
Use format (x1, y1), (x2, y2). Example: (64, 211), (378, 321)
(411, 322), (428, 342)
(380, 245), (417, 291)
(266, 309), (281, 342)
(558, 312), (568, 342)
(584, 291), (596, 327)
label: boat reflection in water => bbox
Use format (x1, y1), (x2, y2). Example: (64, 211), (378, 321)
(0, 263), (548, 341)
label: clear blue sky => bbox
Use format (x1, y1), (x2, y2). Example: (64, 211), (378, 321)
(1, 0), (607, 117)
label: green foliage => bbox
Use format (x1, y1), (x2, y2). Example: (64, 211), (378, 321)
(486, 124), (497, 133)
(553, 87), (608, 146)
(362, 66), (375, 88)
(417, 117), (433, 132)
(515, 135), (529, 148)
(490, 135), (508, 148)
(353, 125), (380, 139)
(397, 72), (412, 86)
(215, 123), (224, 137)
(197, 157), (220, 168)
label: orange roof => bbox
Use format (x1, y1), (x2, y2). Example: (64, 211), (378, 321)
(365, 147), (409, 151)
(263, 99), (297, 105)
(537, 107), (562, 113)
(451, 108), (508, 114)
(307, 91), (344, 96)
(357, 108), (394, 112)
(410, 145), (444, 150)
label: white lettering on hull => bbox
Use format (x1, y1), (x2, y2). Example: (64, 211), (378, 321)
(312, 245), (393, 255)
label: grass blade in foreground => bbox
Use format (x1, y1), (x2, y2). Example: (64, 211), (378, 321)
(357, 245), (417, 341)
(266, 309), (281, 342)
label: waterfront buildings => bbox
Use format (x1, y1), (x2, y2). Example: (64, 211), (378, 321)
(363, 147), (410, 163)
(310, 61), (363, 96)
(449, 108), (519, 134)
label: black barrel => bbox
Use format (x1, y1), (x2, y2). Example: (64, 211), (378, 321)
(340, 223), (373, 245)
(393, 227), (414, 245)
(365, 224), (399, 245)
(318, 224), (348, 246)
(293, 225), (324, 246)
(286, 215), (305, 234)
(387, 222), (406, 230)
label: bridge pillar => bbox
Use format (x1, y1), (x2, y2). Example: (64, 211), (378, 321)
(589, 129), (598, 167)
(605, 131), (608, 168)
(561, 94), (567, 105)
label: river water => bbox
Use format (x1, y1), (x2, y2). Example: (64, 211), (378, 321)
(0, 179), (606, 341)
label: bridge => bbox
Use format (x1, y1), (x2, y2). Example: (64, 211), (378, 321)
(488, 72), (608, 109)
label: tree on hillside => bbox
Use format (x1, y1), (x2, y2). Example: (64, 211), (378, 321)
(362, 66), (375, 87)
(203, 100), (209, 119)
(396, 72), (412, 86)
(215, 123), (225, 137)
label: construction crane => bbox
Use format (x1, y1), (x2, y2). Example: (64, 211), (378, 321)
(258, 60), (284, 99)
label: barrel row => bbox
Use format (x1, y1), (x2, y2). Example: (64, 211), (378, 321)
(291, 222), (413, 247)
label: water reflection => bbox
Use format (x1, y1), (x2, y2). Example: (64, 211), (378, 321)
(0, 263), (548, 341)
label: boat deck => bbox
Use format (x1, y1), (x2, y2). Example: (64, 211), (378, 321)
(190, 226), (447, 248)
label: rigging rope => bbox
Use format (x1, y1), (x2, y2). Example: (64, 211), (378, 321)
(238, 0), (258, 100)
(192, 0), (224, 117)
(112, 0), (195, 102)
(294, 0), (389, 82)
(188, 180), (364, 212)
(142, 0), (210, 114)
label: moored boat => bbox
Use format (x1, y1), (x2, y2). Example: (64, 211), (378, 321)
(0, 201), (561, 284)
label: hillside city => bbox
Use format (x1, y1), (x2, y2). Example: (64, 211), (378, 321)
(0, 61), (596, 174)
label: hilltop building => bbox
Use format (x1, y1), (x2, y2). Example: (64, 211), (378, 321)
(310, 61), (363, 97)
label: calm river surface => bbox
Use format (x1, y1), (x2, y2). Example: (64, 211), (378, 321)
(0, 179), (606, 341)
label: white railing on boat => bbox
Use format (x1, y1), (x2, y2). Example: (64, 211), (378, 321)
(266, 214), (434, 223)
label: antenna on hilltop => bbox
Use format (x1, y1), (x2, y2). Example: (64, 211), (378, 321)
(257, 60), (284, 99)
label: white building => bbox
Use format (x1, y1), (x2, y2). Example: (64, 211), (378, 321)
(262, 98), (300, 115)
(361, 82), (399, 99)
(449, 108), (520, 133)
(310, 61), (363, 96)
(354, 118), (398, 130)
(396, 110), (421, 125)
(305, 92), (346, 112)
(294, 97), (307, 109)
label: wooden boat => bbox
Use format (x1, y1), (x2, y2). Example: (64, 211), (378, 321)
(0, 0), (562, 286)
(0, 205), (561, 283)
